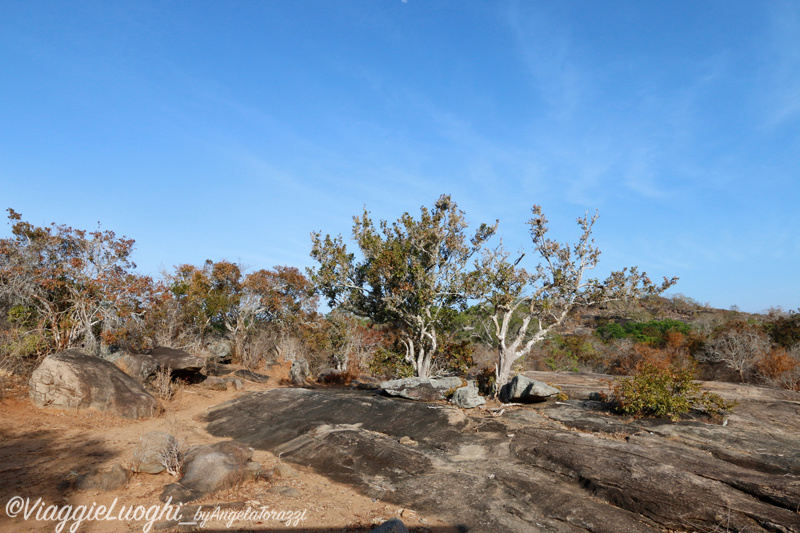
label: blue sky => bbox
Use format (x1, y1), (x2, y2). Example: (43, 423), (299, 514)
(1, 1), (798, 313)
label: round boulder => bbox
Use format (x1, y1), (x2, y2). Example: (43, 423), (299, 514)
(29, 349), (158, 419)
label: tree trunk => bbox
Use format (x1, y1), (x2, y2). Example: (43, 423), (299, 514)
(495, 346), (520, 399)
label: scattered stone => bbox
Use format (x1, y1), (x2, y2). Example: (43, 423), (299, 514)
(132, 431), (178, 474)
(204, 376), (229, 391)
(398, 436), (418, 446)
(267, 485), (302, 498)
(501, 375), (559, 403)
(380, 376), (466, 401)
(159, 440), (261, 503)
(29, 349), (158, 419)
(115, 353), (159, 384)
(75, 464), (131, 491)
(289, 359), (309, 385)
(370, 518), (409, 533)
(149, 347), (205, 373)
(450, 381), (486, 409)
(271, 463), (297, 478)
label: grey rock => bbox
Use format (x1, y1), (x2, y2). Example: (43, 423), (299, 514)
(205, 378), (800, 533)
(289, 359), (309, 385)
(380, 376), (465, 401)
(271, 463), (297, 478)
(132, 431), (177, 474)
(350, 377), (382, 390)
(502, 374), (559, 403)
(149, 347), (205, 373)
(450, 381), (486, 409)
(204, 376), (229, 391)
(159, 440), (260, 503)
(29, 349), (158, 419)
(115, 353), (159, 384)
(75, 464), (131, 491)
(370, 518), (409, 533)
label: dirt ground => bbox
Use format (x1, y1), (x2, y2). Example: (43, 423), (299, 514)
(0, 363), (457, 533)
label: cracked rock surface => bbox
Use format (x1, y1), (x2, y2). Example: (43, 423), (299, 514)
(205, 372), (800, 532)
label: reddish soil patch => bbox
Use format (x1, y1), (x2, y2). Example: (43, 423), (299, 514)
(0, 371), (455, 532)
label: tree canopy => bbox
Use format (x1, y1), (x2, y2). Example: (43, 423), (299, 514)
(310, 194), (496, 378)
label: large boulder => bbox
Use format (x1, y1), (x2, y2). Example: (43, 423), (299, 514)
(381, 376), (465, 401)
(149, 347), (204, 373)
(29, 349), (158, 419)
(160, 440), (261, 503)
(501, 375), (559, 403)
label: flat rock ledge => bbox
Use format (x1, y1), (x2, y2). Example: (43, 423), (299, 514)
(204, 376), (800, 533)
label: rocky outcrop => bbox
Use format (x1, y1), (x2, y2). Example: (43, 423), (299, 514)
(29, 349), (158, 419)
(205, 374), (800, 533)
(380, 376), (465, 401)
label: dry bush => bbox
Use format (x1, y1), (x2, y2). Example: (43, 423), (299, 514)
(239, 329), (275, 370)
(699, 326), (771, 381)
(151, 364), (175, 401)
(756, 346), (800, 391)
(157, 436), (186, 478)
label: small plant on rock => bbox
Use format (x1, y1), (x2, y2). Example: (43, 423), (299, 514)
(609, 364), (735, 421)
(157, 438), (185, 478)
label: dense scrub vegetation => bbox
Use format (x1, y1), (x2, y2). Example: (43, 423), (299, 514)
(1, 204), (799, 394)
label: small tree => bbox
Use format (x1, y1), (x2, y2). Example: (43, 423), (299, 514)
(473, 206), (677, 398)
(310, 195), (496, 378)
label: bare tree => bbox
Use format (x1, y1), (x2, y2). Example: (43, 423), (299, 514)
(472, 206), (677, 398)
(700, 326), (771, 380)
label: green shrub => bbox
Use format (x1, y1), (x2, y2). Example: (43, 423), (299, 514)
(541, 333), (596, 372)
(596, 319), (692, 346)
(367, 347), (414, 379)
(609, 364), (735, 421)
(765, 311), (800, 348)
